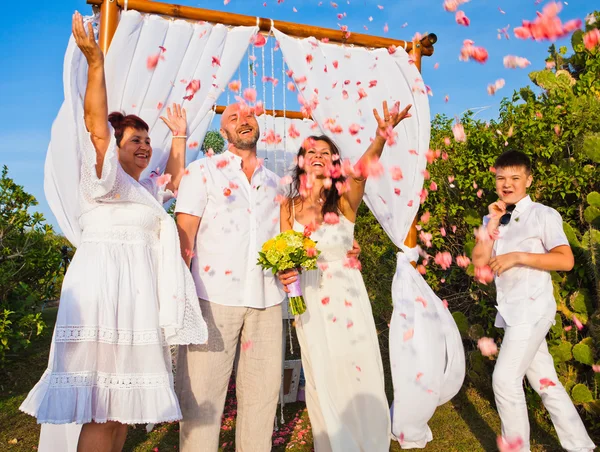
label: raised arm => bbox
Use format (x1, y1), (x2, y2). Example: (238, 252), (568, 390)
(280, 201), (293, 233)
(161, 103), (188, 192)
(344, 101), (412, 212)
(472, 201), (506, 267)
(72, 12), (111, 178)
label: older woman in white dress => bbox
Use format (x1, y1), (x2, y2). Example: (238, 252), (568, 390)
(19, 12), (207, 451)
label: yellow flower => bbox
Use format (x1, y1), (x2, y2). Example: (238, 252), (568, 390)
(263, 239), (275, 252)
(303, 238), (316, 249)
(275, 239), (287, 252)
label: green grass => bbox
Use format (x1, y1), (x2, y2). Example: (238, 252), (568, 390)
(1, 308), (593, 451)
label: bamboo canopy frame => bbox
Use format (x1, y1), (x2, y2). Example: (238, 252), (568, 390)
(87, 0), (438, 255)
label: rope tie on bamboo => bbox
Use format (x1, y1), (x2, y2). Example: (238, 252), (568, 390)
(403, 40), (408, 51)
(256, 16), (260, 28)
(124, 0), (128, 12)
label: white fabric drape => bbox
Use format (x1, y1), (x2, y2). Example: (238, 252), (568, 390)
(40, 12), (257, 451)
(275, 29), (465, 446)
(45, 11), (257, 246)
(255, 114), (317, 176)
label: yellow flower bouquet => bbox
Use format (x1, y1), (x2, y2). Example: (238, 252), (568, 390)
(257, 230), (320, 315)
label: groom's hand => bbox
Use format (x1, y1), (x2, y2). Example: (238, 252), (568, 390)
(347, 239), (361, 259)
(277, 268), (298, 293)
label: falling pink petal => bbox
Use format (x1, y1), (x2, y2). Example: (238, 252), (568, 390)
(475, 265), (494, 284)
(211, 56), (221, 67)
(503, 55), (531, 69)
(241, 340), (253, 351)
(443, 0), (469, 13)
(324, 212), (340, 225)
(487, 79), (505, 96)
(539, 378), (556, 390)
(250, 33), (267, 47)
(456, 255), (471, 268)
(228, 80), (241, 93)
(183, 79), (201, 101)
(497, 436), (524, 452)
(156, 173), (172, 186)
(416, 296), (428, 308)
(147, 54), (160, 70)
(455, 10), (470, 26)
(478, 337), (498, 357)
(243, 87), (257, 103)
(459, 39), (488, 64)
(514, 3), (582, 42)
(403, 328), (414, 342)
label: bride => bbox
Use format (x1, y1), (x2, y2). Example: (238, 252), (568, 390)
(278, 101), (411, 451)
(19, 12), (207, 451)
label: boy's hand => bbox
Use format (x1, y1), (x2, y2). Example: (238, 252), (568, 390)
(486, 200), (506, 234)
(489, 252), (522, 276)
(488, 200), (507, 221)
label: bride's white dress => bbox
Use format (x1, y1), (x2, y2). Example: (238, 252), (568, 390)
(293, 214), (391, 452)
(20, 126), (207, 426)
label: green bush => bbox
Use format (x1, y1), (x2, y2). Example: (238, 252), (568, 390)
(202, 130), (226, 154)
(0, 166), (69, 365)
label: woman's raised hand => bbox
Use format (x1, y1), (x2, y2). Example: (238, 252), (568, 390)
(160, 103), (188, 137)
(72, 11), (103, 66)
(373, 100), (412, 136)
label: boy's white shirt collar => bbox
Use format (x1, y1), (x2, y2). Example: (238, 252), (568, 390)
(511, 194), (532, 216)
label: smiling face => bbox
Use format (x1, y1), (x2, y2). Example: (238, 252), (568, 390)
(220, 103), (260, 151)
(118, 127), (152, 178)
(495, 165), (532, 205)
(303, 140), (335, 178)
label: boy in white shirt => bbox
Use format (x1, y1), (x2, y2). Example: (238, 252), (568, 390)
(472, 150), (595, 452)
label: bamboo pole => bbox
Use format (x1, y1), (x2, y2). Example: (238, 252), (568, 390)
(98, 0), (120, 54)
(214, 105), (307, 120)
(87, 0), (435, 55)
(402, 40), (423, 263)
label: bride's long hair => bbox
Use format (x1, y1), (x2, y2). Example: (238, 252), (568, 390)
(287, 135), (347, 222)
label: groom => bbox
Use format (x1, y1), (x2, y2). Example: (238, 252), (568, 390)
(175, 102), (284, 452)
(175, 102), (360, 451)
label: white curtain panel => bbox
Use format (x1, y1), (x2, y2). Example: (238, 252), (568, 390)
(255, 114), (318, 177)
(45, 11), (257, 246)
(275, 29), (465, 444)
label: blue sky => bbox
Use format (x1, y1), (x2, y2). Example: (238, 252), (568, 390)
(0, 0), (592, 231)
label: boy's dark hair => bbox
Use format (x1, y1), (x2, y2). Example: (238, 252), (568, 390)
(494, 150), (532, 174)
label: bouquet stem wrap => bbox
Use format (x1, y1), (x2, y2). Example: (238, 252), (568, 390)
(287, 279), (306, 315)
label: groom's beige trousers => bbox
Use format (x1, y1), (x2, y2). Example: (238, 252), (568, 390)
(176, 299), (283, 452)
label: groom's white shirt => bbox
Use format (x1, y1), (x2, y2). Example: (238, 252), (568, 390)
(175, 150), (285, 308)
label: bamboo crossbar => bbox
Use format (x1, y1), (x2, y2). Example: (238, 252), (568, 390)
(87, 0), (436, 55)
(88, 0), (424, 256)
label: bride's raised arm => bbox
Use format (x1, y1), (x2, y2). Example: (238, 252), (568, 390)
(343, 100), (412, 212)
(72, 11), (111, 178)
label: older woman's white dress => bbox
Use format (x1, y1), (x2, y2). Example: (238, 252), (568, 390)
(20, 126), (207, 425)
